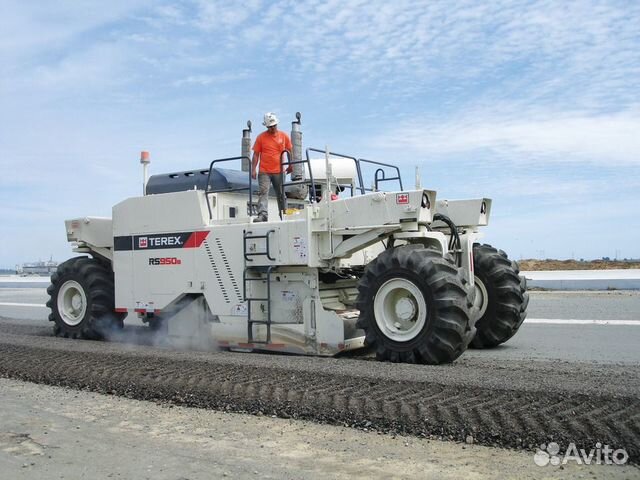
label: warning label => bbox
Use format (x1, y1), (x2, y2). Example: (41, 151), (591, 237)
(293, 236), (307, 261)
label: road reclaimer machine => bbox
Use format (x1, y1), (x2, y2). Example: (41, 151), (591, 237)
(47, 113), (529, 364)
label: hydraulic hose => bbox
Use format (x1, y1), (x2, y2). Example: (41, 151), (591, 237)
(433, 213), (462, 267)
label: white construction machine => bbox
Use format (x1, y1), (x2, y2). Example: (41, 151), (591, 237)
(47, 113), (529, 364)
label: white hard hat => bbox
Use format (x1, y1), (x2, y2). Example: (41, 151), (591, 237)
(263, 112), (278, 127)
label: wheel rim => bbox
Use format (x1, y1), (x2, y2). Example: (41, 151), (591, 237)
(373, 278), (427, 342)
(473, 276), (489, 318)
(57, 280), (87, 326)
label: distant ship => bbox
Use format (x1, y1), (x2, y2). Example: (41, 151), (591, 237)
(16, 258), (58, 276)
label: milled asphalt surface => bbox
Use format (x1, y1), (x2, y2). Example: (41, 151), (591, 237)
(5, 377), (637, 479)
(0, 286), (639, 464)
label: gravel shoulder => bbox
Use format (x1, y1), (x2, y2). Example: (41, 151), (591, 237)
(1, 378), (636, 480)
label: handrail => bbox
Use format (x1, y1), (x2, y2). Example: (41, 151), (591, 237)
(278, 151), (292, 218)
(202, 150), (403, 221)
(305, 148), (365, 195)
(305, 148), (404, 195)
(204, 156), (251, 219)
(358, 158), (403, 191)
(283, 149), (317, 205)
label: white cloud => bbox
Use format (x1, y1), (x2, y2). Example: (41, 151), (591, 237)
(0, 1), (151, 57)
(193, 0), (262, 30)
(4, 1), (638, 110)
(374, 109), (640, 166)
(173, 70), (253, 87)
(32, 43), (133, 91)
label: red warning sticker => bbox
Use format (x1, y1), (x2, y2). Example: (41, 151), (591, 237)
(396, 193), (409, 204)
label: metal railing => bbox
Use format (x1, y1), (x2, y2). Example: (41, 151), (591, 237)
(203, 150), (403, 220)
(305, 148), (403, 195)
(358, 158), (403, 192)
(305, 148), (364, 195)
(204, 156), (252, 219)
(280, 150), (317, 210)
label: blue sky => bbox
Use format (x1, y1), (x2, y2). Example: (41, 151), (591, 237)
(1, 0), (639, 268)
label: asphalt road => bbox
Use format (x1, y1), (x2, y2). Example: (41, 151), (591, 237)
(3, 286), (639, 364)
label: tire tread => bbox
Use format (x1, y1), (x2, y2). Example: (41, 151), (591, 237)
(47, 257), (124, 340)
(470, 243), (529, 348)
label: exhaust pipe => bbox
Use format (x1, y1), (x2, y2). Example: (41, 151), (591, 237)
(291, 112), (304, 180)
(241, 120), (252, 172)
(286, 112), (308, 200)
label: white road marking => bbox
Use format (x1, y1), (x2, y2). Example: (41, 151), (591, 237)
(526, 318), (640, 326)
(0, 302), (47, 308)
(1, 304), (639, 326)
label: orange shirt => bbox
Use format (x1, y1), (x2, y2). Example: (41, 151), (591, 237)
(253, 130), (292, 174)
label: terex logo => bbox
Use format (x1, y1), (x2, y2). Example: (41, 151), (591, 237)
(149, 257), (182, 266)
(148, 236), (183, 247)
(133, 233), (192, 250)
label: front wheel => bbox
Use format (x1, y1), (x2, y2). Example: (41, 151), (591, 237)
(356, 245), (474, 364)
(46, 257), (124, 340)
(470, 244), (529, 348)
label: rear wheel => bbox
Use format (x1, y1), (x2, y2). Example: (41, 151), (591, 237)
(356, 245), (473, 364)
(46, 257), (124, 339)
(470, 243), (529, 348)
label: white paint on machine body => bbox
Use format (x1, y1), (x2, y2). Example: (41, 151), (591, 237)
(62, 140), (504, 363)
(64, 184), (484, 356)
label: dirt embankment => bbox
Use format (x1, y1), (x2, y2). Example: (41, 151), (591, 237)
(519, 259), (640, 271)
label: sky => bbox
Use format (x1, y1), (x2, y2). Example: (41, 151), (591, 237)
(1, 0), (639, 268)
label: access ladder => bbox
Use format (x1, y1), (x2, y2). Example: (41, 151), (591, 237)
(242, 229), (276, 343)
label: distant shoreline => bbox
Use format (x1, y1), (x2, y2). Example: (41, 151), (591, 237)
(3, 259), (640, 276)
(519, 259), (640, 271)
(0, 274), (51, 277)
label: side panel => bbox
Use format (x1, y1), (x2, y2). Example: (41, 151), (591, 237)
(114, 231), (207, 310)
(241, 219), (312, 266)
(132, 237), (197, 310)
(113, 190), (210, 233)
(113, 190), (211, 311)
(435, 198), (492, 227)
(328, 190), (435, 229)
(114, 249), (134, 308)
(197, 228), (246, 321)
(65, 217), (112, 248)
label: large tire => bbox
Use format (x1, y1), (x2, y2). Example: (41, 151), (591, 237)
(356, 245), (474, 364)
(46, 257), (124, 340)
(470, 243), (529, 348)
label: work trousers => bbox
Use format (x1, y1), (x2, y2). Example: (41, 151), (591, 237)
(257, 172), (285, 218)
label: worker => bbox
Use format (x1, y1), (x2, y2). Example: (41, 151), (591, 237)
(251, 112), (292, 222)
